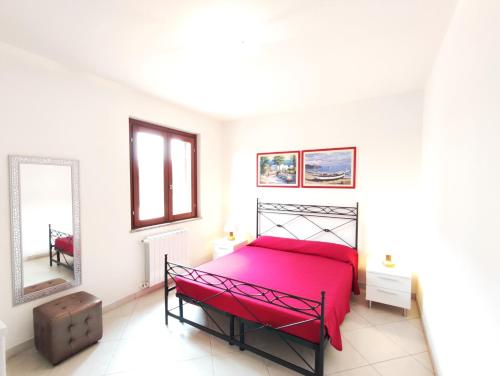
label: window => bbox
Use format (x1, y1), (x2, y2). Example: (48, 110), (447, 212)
(129, 118), (197, 229)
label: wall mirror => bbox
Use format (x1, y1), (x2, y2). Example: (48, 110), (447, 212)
(9, 156), (81, 305)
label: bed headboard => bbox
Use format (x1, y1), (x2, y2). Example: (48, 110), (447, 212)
(256, 199), (359, 249)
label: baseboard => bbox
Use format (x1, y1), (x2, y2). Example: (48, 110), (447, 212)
(6, 338), (33, 359)
(6, 283), (164, 359)
(23, 254), (47, 262)
(102, 282), (164, 314)
(415, 297), (438, 375)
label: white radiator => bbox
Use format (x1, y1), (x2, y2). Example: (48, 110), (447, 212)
(143, 228), (188, 286)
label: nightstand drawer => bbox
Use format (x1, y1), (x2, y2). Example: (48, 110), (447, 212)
(212, 238), (247, 260)
(213, 246), (233, 258)
(213, 249), (230, 259)
(214, 245), (232, 253)
(367, 271), (411, 293)
(366, 285), (411, 309)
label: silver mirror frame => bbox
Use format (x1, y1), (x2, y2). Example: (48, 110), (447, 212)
(9, 155), (81, 305)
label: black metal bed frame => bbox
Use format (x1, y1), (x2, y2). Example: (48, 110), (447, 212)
(256, 199), (359, 249)
(165, 200), (359, 376)
(49, 224), (74, 271)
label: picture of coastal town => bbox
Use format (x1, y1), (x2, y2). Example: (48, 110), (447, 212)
(257, 152), (300, 187)
(302, 148), (356, 188)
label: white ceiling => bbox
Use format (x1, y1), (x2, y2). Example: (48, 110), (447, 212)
(0, 0), (457, 120)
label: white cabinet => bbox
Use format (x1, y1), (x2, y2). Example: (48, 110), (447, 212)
(213, 238), (247, 260)
(366, 261), (411, 315)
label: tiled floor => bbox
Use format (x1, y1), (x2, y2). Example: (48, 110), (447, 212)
(23, 256), (74, 287)
(7, 289), (434, 375)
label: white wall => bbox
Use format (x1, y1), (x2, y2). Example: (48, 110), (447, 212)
(224, 92), (423, 287)
(20, 164), (73, 259)
(419, 1), (500, 374)
(0, 42), (224, 350)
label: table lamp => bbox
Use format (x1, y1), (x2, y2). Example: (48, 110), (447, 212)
(224, 221), (236, 241)
(383, 254), (395, 268)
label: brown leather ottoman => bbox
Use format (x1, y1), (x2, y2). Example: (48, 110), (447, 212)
(33, 291), (103, 365)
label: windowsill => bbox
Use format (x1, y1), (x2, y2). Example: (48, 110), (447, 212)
(129, 216), (202, 233)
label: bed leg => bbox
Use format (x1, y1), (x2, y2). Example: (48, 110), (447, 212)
(315, 291), (326, 376)
(315, 339), (325, 376)
(164, 254), (168, 326)
(49, 225), (52, 267)
(229, 315), (235, 346)
(165, 285), (169, 326)
(239, 319), (245, 351)
(179, 297), (184, 322)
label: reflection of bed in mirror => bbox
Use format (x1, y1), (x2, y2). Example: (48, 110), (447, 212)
(49, 224), (74, 270)
(9, 155), (81, 305)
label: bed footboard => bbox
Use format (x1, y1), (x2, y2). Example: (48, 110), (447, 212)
(164, 255), (327, 376)
(48, 224), (74, 271)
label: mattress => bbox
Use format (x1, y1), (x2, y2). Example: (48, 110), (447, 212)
(54, 236), (74, 256)
(174, 236), (358, 350)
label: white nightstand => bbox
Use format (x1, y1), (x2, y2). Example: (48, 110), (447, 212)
(366, 261), (411, 315)
(213, 238), (247, 260)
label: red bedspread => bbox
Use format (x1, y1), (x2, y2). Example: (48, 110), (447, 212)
(174, 236), (359, 350)
(54, 236), (74, 256)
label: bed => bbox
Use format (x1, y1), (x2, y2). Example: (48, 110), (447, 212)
(49, 224), (74, 270)
(165, 200), (359, 376)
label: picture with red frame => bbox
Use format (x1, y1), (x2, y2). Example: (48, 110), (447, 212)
(256, 151), (300, 187)
(301, 147), (356, 188)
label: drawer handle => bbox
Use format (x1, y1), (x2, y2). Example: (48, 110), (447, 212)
(378, 276), (400, 282)
(377, 289), (398, 295)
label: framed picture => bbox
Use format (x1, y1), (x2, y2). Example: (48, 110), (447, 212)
(257, 151), (300, 187)
(301, 147), (356, 188)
